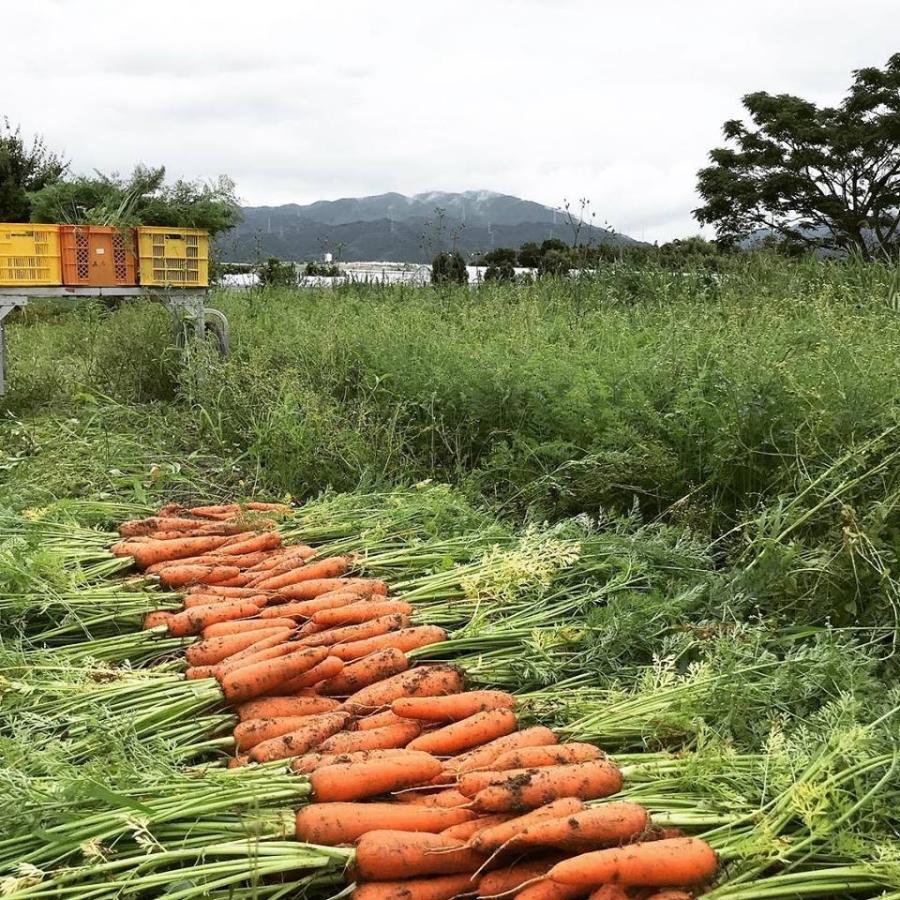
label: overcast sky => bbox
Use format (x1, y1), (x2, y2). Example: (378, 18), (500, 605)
(5, 1), (899, 242)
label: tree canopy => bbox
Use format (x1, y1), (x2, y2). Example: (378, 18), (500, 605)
(695, 54), (900, 258)
(0, 119), (67, 221)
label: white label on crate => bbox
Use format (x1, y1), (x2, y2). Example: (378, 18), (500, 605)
(96, 248), (105, 254)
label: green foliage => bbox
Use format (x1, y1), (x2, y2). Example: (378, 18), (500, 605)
(431, 250), (468, 285)
(695, 53), (900, 258)
(0, 118), (67, 221)
(303, 260), (343, 276)
(517, 241), (542, 267)
(258, 256), (296, 286)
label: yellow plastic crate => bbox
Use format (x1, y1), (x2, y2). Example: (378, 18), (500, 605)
(137, 226), (209, 287)
(0, 224), (62, 286)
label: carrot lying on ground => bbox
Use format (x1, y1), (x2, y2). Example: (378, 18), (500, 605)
(395, 789), (471, 809)
(272, 654), (344, 693)
(316, 721), (422, 755)
(237, 695), (341, 721)
(259, 591), (362, 620)
(156, 564), (243, 588)
(342, 664), (465, 714)
(215, 634), (301, 676)
(276, 578), (388, 601)
(354, 830), (487, 880)
(234, 715), (333, 751)
(145, 551), (272, 574)
(447, 726), (559, 775)
(290, 747), (409, 774)
(317, 648), (409, 696)
(548, 837), (718, 888)
(212, 531), (282, 557)
(143, 611), (175, 629)
(471, 760), (624, 812)
(114, 534), (250, 567)
(641, 891), (694, 900)
(185, 627), (290, 666)
(309, 750), (443, 801)
(476, 856), (565, 898)
(189, 585), (267, 598)
(515, 880), (595, 900)
(470, 798), (586, 854)
(295, 802), (473, 844)
(202, 616), (298, 638)
(393, 691), (516, 722)
(219, 646), (329, 703)
(495, 802), (649, 853)
(255, 556), (351, 591)
(299, 614), (411, 649)
(352, 872), (477, 900)
(483, 743), (604, 772)
(356, 709), (409, 730)
(440, 814), (514, 841)
(330, 626), (448, 661)
(167, 599), (268, 637)
(249, 710), (351, 763)
(406, 708), (518, 756)
(312, 599), (414, 627)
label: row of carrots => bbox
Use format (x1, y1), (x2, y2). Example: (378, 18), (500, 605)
(116, 502), (720, 900)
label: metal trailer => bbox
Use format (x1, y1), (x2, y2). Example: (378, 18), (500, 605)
(0, 286), (229, 395)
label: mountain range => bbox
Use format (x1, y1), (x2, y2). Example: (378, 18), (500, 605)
(216, 191), (639, 263)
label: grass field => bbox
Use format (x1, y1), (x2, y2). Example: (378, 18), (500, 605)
(1, 254), (899, 897)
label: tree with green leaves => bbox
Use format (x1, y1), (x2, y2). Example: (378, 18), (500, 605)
(0, 119), (67, 221)
(431, 250), (468, 285)
(695, 54), (900, 259)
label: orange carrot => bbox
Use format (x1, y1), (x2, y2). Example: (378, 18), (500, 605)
(249, 710), (351, 763)
(215, 634), (300, 676)
(342, 664), (465, 714)
(477, 857), (564, 898)
(234, 715), (328, 751)
(318, 648), (409, 696)
(407, 709), (518, 756)
(290, 747), (409, 774)
(277, 578), (388, 600)
(260, 591), (361, 619)
(157, 564), (243, 587)
(352, 873), (476, 900)
(189, 503), (241, 519)
(299, 614), (411, 649)
(447, 727), (558, 774)
(330, 626), (448, 661)
(124, 534), (249, 568)
(272, 654), (345, 693)
(310, 750), (443, 801)
(185, 627), (290, 666)
(548, 838), (718, 888)
(312, 599), (413, 627)
(256, 556), (351, 591)
(295, 802), (473, 845)
(143, 610), (174, 629)
(237, 695), (341, 721)
(202, 617), (297, 638)
(496, 802), (649, 852)
(188, 585), (266, 598)
(484, 744), (604, 772)
(120, 515), (209, 536)
(515, 881), (592, 900)
(470, 799), (586, 854)
(393, 691), (516, 723)
(472, 761), (624, 812)
(167, 600), (266, 637)
(356, 709), (408, 730)
(354, 830), (487, 880)
(640, 892), (694, 900)
(395, 789), (471, 809)
(316, 721), (421, 755)
(186, 665), (218, 680)
(246, 501), (293, 513)
(246, 544), (316, 574)
(212, 532), (282, 556)
(219, 646), (329, 702)
(440, 814), (513, 842)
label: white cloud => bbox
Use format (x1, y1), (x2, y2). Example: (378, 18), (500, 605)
(5, 0), (899, 241)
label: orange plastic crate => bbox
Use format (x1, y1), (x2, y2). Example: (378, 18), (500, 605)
(60, 225), (138, 287)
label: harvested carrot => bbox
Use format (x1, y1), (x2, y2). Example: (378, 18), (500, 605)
(309, 750), (443, 801)
(291, 747), (409, 774)
(227, 755), (250, 769)
(342, 664), (465, 714)
(167, 600), (266, 637)
(120, 515), (206, 536)
(157, 564), (243, 587)
(189, 503), (241, 518)
(641, 892), (694, 900)
(212, 532), (281, 557)
(246, 544), (315, 573)
(125, 534), (249, 568)
(395, 789), (471, 809)
(235, 715), (329, 751)
(299, 614), (411, 649)
(219, 646), (329, 702)
(249, 710), (351, 762)
(470, 799), (586, 854)
(203, 616), (297, 638)
(273, 655), (344, 693)
(317, 720), (422, 755)
(146, 554), (239, 574)
(355, 830), (487, 880)
(393, 691), (516, 723)
(186, 627), (289, 667)
(277, 578), (388, 600)
(356, 709), (409, 730)
(548, 838), (718, 888)
(246, 501), (292, 512)
(407, 709), (518, 756)
(216, 635), (301, 676)
(473, 760), (624, 812)
(237, 695), (341, 721)
(142, 610), (174, 629)
(448, 727), (558, 774)
(210, 573), (254, 587)
(295, 802), (473, 844)
(331, 626), (448, 661)
(515, 881), (593, 900)
(440, 814), (513, 841)
(186, 665), (217, 680)
(486, 744), (603, 772)
(189, 585), (265, 598)
(256, 556), (351, 591)
(476, 857), (565, 898)
(313, 599), (414, 627)
(260, 592), (360, 619)
(498, 803), (649, 852)
(318, 648), (409, 696)
(352, 873), (476, 900)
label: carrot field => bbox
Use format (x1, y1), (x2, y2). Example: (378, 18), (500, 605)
(1, 255), (899, 899)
